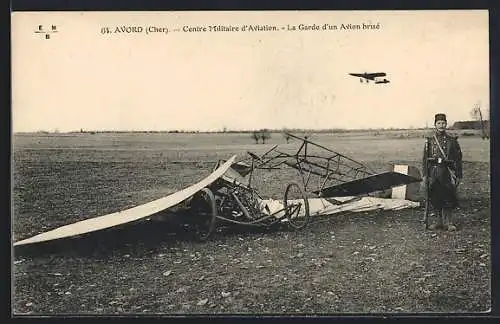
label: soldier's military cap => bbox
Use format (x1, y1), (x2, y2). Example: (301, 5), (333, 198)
(435, 113), (447, 123)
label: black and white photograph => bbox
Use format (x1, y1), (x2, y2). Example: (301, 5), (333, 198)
(11, 10), (491, 315)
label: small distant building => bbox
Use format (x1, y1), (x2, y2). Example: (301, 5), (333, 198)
(451, 120), (490, 131)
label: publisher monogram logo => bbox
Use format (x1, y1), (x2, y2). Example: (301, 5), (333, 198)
(34, 25), (58, 39)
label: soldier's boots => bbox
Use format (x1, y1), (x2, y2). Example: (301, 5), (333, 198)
(429, 224), (456, 231)
(429, 209), (457, 231)
(428, 223), (444, 230)
(428, 212), (444, 230)
(443, 209), (457, 231)
(446, 225), (457, 231)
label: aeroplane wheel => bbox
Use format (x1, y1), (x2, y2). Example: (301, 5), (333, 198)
(191, 188), (217, 242)
(283, 182), (310, 230)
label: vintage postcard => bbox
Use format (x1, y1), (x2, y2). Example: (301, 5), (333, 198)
(11, 10), (490, 315)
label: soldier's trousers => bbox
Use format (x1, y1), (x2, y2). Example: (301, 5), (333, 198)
(435, 208), (454, 226)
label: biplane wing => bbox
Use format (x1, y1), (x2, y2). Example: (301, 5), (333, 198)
(312, 171), (421, 197)
(13, 155), (237, 246)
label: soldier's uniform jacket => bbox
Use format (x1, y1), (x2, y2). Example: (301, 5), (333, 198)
(422, 131), (463, 209)
(422, 131), (463, 179)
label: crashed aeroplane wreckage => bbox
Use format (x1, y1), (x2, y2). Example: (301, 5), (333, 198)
(13, 133), (421, 247)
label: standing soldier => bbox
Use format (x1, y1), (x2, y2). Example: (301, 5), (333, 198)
(422, 113), (463, 231)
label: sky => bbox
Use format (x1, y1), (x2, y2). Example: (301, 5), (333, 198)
(11, 10), (490, 132)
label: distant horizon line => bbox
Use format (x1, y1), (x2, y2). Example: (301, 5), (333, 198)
(13, 124), (485, 135)
(13, 119), (488, 134)
(15, 127), (425, 134)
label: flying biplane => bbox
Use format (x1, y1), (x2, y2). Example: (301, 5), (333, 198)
(349, 72), (390, 84)
(13, 133), (421, 247)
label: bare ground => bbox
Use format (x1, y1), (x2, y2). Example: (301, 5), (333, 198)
(11, 133), (491, 315)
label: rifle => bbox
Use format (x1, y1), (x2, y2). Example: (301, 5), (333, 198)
(424, 138), (430, 229)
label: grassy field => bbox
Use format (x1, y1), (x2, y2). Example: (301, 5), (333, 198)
(11, 131), (491, 315)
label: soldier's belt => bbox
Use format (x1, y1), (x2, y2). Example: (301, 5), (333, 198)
(427, 158), (454, 166)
